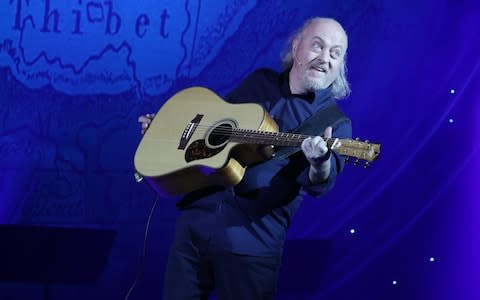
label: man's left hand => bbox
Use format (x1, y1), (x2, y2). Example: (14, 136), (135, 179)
(301, 126), (333, 183)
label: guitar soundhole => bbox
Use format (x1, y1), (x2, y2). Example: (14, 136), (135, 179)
(206, 120), (235, 149)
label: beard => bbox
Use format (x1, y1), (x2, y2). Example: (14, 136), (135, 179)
(301, 70), (330, 91)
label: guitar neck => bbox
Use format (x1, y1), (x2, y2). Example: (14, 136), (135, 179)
(230, 128), (381, 163)
(230, 128), (332, 148)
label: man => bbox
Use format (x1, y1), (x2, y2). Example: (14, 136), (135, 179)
(138, 17), (352, 300)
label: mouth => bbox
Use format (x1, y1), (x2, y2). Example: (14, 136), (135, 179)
(309, 65), (328, 78)
(311, 65), (327, 73)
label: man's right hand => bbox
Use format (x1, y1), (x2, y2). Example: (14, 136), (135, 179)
(138, 113), (155, 134)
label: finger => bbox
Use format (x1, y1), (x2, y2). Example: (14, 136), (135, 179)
(324, 126), (332, 139)
(312, 136), (328, 155)
(312, 136), (322, 145)
(301, 137), (313, 151)
(139, 117), (153, 125)
(138, 113), (155, 122)
(138, 116), (149, 123)
(301, 137), (311, 147)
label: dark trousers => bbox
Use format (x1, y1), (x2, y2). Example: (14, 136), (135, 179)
(162, 218), (281, 300)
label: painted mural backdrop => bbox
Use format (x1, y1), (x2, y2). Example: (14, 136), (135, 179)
(1, 0), (479, 299)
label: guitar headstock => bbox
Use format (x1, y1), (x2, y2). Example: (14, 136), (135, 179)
(330, 138), (381, 168)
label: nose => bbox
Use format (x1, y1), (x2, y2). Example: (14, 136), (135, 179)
(317, 49), (330, 64)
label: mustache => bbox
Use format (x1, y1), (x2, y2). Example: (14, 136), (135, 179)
(308, 58), (328, 69)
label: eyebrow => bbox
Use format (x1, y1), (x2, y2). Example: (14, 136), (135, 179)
(312, 36), (344, 50)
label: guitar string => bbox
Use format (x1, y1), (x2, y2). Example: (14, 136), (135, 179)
(145, 128), (346, 150)
(151, 127), (328, 143)
(152, 124), (369, 143)
(147, 123), (377, 152)
(152, 124), (333, 142)
(143, 124), (377, 159)
(146, 125), (371, 149)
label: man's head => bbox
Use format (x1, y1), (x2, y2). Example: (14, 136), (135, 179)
(283, 18), (350, 99)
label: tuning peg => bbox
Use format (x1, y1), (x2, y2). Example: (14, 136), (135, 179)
(365, 140), (369, 144)
(354, 159), (360, 166)
(364, 162), (369, 168)
(355, 137), (360, 141)
(344, 157), (349, 164)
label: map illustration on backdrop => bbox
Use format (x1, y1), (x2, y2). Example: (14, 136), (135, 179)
(0, 0), (257, 95)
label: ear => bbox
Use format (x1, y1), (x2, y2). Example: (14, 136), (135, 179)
(292, 38), (299, 58)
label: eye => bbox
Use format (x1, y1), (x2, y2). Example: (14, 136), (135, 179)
(330, 50), (341, 59)
(312, 41), (322, 49)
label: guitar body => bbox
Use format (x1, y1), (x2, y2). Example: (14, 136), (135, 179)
(134, 87), (279, 196)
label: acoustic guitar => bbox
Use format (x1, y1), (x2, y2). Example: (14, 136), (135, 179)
(134, 87), (380, 196)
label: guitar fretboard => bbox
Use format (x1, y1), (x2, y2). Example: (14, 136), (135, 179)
(230, 128), (334, 147)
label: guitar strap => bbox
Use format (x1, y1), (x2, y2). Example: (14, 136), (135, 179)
(272, 104), (351, 160)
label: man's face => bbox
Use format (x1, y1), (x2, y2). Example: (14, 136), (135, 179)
(291, 20), (347, 92)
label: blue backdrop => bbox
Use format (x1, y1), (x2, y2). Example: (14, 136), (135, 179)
(0, 0), (479, 299)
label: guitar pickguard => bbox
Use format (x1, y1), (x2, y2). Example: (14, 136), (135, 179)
(185, 139), (226, 162)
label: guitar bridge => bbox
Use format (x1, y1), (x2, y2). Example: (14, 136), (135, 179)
(178, 114), (203, 150)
